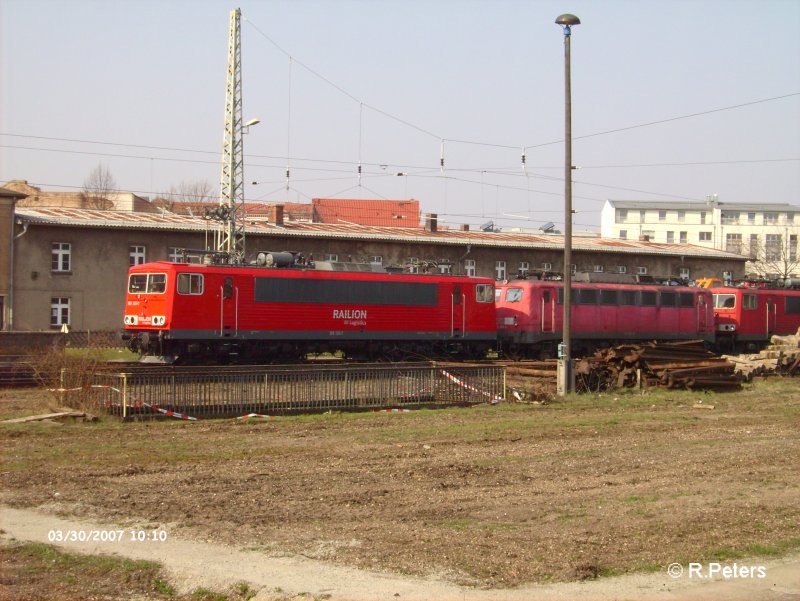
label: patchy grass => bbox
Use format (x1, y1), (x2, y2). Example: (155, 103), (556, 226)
(1, 378), (800, 589)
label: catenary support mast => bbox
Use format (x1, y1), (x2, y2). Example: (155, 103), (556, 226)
(216, 7), (246, 263)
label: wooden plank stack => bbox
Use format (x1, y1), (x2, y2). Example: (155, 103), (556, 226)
(723, 327), (800, 380)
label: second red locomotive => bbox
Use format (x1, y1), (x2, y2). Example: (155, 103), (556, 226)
(495, 275), (715, 358)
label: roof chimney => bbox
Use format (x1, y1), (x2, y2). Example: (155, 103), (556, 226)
(459, 224), (470, 232)
(269, 204), (285, 226)
(425, 213), (438, 232)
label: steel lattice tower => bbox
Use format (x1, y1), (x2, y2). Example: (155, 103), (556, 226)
(216, 7), (245, 263)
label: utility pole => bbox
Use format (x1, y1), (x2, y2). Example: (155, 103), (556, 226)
(216, 7), (246, 263)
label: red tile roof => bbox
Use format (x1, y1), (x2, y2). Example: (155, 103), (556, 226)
(312, 198), (420, 227)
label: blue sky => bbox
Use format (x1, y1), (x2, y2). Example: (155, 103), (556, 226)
(2, 0), (799, 231)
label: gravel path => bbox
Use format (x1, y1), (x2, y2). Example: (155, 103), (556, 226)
(3, 506), (798, 601)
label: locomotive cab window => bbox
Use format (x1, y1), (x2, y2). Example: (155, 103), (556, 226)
(128, 273), (167, 294)
(714, 294), (736, 309)
(177, 273), (204, 295)
(495, 288), (502, 302)
(742, 294), (758, 310)
(476, 284), (494, 303)
(505, 288), (523, 302)
(679, 292), (695, 308)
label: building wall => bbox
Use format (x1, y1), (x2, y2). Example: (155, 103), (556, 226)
(0, 197), (15, 329)
(601, 200), (799, 275)
(12, 226), (204, 331)
(8, 222), (745, 331)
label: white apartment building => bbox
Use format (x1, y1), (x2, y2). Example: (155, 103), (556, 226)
(601, 199), (800, 277)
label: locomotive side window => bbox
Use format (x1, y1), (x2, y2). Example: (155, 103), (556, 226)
(714, 294), (736, 309)
(599, 289), (617, 305)
(679, 292), (695, 307)
(742, 294), (758, 310)
(495, 288), (502, 302)
(577, 289), (598, 304)
(660, 292), (677, 307)
(223, 277), (234, 299)
(786, 297), (800, 315)
(619, 290), (637, 306)
(128, 273), (167, 294)
(505, 288), (523, 302)
(640, 291), (657, 306)
(476, 284), (494, 303)
(177, 273), (204, 295)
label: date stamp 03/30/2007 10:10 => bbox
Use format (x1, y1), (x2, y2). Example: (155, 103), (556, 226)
(47, 529), (168, 544)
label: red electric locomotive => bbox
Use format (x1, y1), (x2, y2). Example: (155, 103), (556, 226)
(495, 275), (715, 358)
(122, 256), (496, 363)
(712, 285), (800, 352)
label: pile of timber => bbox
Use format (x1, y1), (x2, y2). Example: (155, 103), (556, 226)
(503, 360), (557, 401)
(575, 340), (741, 392)
(723, 327), (800, 380)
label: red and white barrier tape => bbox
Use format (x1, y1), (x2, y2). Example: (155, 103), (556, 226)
(438, 369), (502, 404)
(48, 384), (121, 393)
(375, 407), (412, 413)
(235, 413), (273, 419)
(140, 402), (199, 421)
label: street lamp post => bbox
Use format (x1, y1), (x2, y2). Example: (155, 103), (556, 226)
(555, 13), (580, 394)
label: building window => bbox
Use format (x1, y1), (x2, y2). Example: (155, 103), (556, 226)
(438, 262), (452, 274)
(677, 210), (685, 222)
(680, 231), (687, 244)
(658, 210), (666, 222)
(50, 297), (70, 328)
(725, 233), (743, 254)
(407, 258), (419, 274)
(541, 262), (553, 271)
(788, 213), (795, 225)
(571, 264), (577, 274)
(616, 265), (627, 274)
(666, 231), (675, 243)
(464, 259), (476, 277)
(637, 266), (648, 275)
(615, 209), (628, 223)
(619, 230), (627, 240)
(765, 234), (782, 260)
(679, 267), (690, 279)
(324, 254), (338, 262)
(749, 234), (759, 259)
(700, 211), (706, 224)
(764, 212), (777, 225)
(495, 261), (507, 281)
(639, 210), (646, 223)
(699, 231), (712, 242)
(129, 245), (146, 266)
(518, 261), (530, 276)
(790, 235), (797, 261)
(723, 271), (733, 284)
(51, 242), (71, 272)
(369, 256), (383, 264)
(721, 211), (739, 225)
(642, 230), (655, 240)
(593, 265), (604, 273)
(748, 212), (757, 225)
(168, 247), (183, 262)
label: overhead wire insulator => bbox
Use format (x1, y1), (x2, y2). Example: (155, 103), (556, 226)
(521, 148), (526, 173)
(285, 166), (290, 191)
(358, 162), (362, 186)
(440, 140), (445, 174)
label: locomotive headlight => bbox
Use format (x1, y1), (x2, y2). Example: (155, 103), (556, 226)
(717, 324), (736, 332)
(152, 316), (166, 326)
(124, 315), (138, 326)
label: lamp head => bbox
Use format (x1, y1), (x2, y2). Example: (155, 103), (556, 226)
(555, 14), (580, 26)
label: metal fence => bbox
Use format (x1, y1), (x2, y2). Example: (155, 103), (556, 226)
(89, 362), (505, 419)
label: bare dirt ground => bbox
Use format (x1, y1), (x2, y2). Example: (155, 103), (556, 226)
(1, 381), (800, 600)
